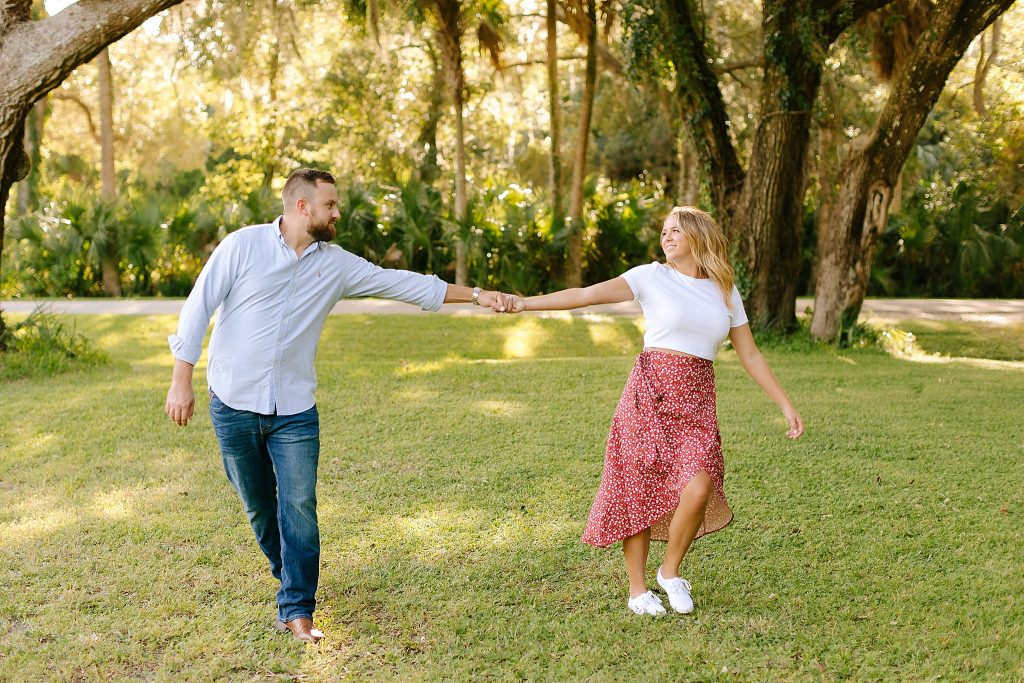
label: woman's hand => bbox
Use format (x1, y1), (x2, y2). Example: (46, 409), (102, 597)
(783, 405), (804, 439)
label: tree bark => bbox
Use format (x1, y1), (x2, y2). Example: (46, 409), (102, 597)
(1, 0), (184, 342)
(366, 0), (381, 49)
(15, 96), (44, 215)
(97, 47), (116, 201)
(655, 0), (744, 225)
(546, 0), (564, 238)
(676, 124), (698, 206)
(98, 45), (121, 297)
(565, 0), (596, 288)
(811, 0), (1015, 342)
(972, 18), (1000, 116)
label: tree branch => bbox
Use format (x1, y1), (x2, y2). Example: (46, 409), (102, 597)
(0, 0), (184, 108)
(51, 90), (100, 143)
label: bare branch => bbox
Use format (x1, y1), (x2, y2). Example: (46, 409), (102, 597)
(51, 90), (100, 143)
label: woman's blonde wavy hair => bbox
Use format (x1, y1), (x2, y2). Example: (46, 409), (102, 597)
(663, 206), (734, 307)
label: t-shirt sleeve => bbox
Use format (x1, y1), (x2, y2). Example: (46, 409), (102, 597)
(729, 285), (749, 327)
(619, 263), (652, 302)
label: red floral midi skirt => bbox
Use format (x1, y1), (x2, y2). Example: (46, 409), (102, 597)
(581, 350), (733, 548)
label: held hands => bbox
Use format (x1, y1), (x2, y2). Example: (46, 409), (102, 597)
(783, 404), (804, 439)
(478, 291), (526, 313)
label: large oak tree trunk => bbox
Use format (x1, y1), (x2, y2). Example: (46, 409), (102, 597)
(0, 0), (184, 346)
(565, 0), (596, 289)
(810, 0), (1015, 342)
(731, 1), (828, 330)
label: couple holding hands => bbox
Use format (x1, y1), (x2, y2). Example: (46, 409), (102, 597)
(165, 168), (803, 643)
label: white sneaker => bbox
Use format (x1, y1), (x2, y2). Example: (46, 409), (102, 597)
(627, 590), (667, 615)
(657, 568), (694, 613)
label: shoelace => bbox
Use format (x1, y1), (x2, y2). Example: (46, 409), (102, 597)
(632, 592), (663, 613)
(666, 577), (692, 592)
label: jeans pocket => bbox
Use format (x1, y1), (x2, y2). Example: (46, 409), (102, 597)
(209, 391), (229, 413)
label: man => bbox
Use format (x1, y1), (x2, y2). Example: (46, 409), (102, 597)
(165, 168), (511, 643)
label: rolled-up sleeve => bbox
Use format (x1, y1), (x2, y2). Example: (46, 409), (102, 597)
(168, 236), (239, 364)
(341, 252), (448, 311)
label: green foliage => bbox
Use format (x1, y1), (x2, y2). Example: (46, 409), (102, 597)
(877, 179), (1024, 298)
(0, 309), (108, 380)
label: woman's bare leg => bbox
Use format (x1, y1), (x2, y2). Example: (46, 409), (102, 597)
(622, 527), (652, 598)
(661, 471), (713, 579)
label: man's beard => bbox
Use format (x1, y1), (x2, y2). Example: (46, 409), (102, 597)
(307, 216), (336, 242)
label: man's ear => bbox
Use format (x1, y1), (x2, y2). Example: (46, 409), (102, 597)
(295, 197), (308, 216)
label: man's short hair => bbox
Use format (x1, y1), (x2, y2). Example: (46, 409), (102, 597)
(282, 168), (336, 208)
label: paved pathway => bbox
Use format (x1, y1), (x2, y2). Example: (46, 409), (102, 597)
(2, 297), (1022, 322)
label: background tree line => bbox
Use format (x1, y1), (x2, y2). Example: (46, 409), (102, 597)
(1, 0), (1022, 345)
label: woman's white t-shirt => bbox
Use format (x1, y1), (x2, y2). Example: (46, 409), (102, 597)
(620, 262), (748, 360)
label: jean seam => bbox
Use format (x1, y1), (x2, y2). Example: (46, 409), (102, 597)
(281, 612), (313, 623)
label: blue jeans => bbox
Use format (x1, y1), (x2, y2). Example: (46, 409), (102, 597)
(209, 393), (320, 623)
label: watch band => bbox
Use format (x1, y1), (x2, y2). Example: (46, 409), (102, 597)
(472, 286), (482, 305)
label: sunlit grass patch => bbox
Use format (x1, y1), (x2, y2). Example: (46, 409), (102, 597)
(886, 318), (1024, 361)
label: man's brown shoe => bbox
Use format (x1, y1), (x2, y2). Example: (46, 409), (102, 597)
(274, 617), (324, 644)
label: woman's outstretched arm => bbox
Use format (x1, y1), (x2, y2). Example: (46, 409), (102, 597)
(728, 324), (804, 439)
(514, 277), (635, 312)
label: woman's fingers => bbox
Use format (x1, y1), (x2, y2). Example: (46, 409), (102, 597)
(787, 412), (804, 439)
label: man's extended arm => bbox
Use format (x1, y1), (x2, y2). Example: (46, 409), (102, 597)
(442, 284), (509, 311)
(340, 252), (509, 311)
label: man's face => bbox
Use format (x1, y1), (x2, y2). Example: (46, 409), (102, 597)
(303, 181), (341, 242)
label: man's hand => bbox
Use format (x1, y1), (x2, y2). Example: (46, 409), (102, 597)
(478, 290), (509, 312)
(166, 359), (197, 427)
(166, 382), (196, 427)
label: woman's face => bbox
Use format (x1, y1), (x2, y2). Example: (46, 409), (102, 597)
(661, 219), (691, 262)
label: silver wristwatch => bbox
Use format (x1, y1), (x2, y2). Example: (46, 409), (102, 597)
(472, 286), (482, 305)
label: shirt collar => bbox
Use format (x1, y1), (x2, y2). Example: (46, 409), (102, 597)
(274, 216), (323, 254)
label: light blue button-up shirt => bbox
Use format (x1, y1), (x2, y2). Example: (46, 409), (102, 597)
(168, 217), (448, 415)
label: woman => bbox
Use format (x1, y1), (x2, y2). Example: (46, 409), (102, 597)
(507, 206), (804, 615)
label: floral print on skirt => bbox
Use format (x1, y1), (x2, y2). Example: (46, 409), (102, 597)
(582, 350), (732, 548)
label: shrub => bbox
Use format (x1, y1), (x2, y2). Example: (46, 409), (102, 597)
(0, 308), (108, 380)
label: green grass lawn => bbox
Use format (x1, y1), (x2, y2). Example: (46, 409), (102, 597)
(886, 319), (1024, 362)
(1, 314), (1022, 681)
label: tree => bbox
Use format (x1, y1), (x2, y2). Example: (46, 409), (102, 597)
(627, 0), (894, 330)
(423, 0), (470, 286)
(810, 0), (1016, 342)
(1, 0), (184, 347)
(564, 0), (597, 288)
(96, 46), (122, 296)
(546, 0), (565, 241)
